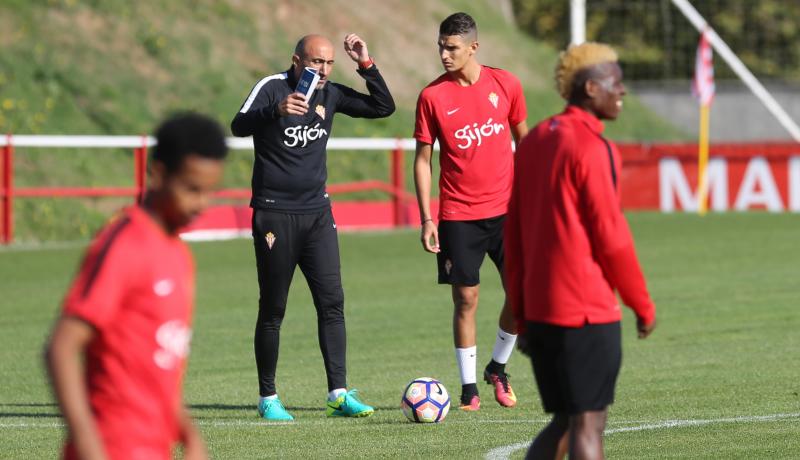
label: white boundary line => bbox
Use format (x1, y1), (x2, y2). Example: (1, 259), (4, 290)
(3, 412), (798, 432)
(0, 418), (550, 429)
(485, 412), (800, 460)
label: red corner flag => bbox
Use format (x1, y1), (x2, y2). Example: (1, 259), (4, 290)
(693, 30), (714, 214)
(693, 31), (715, 107)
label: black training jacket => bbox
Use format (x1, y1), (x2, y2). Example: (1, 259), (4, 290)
(231, 65), (395, 212)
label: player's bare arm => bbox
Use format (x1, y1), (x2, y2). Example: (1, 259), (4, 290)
(511, 121), (529, 145)
(413, 141), (440, 253)
(45, 317), (107, 460)
(343, 33), (370, 64)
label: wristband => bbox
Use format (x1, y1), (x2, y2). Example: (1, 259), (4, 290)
(358, 58), (375, 69)
(422, 218), (433, 225)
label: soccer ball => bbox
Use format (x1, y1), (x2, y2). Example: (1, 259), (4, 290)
(401, 377), (450, 423)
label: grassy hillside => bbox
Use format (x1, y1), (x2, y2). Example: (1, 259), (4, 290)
(0, 0), (686, 241)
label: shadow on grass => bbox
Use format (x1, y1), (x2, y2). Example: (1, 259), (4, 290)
(0, 403), (61, 418)
(0, 412), (61, 418)
(1, 403), (58, 407)
(190, 404), (252, 411)
(360, 419), (425, 425)
(190, 403), (398, 412)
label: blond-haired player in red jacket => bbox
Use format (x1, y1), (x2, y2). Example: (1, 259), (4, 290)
(506, 42), (657, 459)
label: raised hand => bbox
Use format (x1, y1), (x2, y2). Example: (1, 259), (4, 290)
(343, 33), (370, 63)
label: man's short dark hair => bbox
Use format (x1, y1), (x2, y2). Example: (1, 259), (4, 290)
(294, 36), (308, 57)
(152, 112), (228, 173)
(439, 12), (477, 39)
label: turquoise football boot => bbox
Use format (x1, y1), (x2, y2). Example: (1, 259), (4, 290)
(258, 397), (294, 421)
(326, 389), (374, 418)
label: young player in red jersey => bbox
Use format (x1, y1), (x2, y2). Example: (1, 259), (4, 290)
(506, 43), (657, 459)
(414, 12), (528, 411)
(45, 113), (228, 460)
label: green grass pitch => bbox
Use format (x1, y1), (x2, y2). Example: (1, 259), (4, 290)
(1, 212), (799, 459)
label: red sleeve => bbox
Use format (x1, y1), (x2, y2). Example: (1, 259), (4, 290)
(504, 137), (527, 333)
(575, 140), (656, 325)
(413, 91), (438, 145)
(507, 73), (527, 127)
(62, 222), (133, 329)
(599, 243), (656, 325)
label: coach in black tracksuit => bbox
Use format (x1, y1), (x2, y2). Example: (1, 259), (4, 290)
(231, 33), (394, 412)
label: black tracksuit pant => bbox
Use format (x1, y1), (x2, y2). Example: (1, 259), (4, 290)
(252, 207), (346, 396)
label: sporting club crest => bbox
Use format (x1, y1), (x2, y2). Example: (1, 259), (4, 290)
(488, 92), (499, 108)
(315, 104), (326, 120)
(265, 232), (276, 250)
(444, 259), (453, 275)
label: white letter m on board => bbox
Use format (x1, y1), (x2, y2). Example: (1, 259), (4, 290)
(659, 157), (728, 212)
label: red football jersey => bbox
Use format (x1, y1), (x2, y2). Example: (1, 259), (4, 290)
(415, 66), (527, 221)
(505, 106), (655, 328)
(61, 206), (195, 460)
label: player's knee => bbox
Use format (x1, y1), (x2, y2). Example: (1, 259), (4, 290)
(453, 302), (478, 319)
(256, 317), (283, 332)
(453, 288), (479, 312)
(569, 410), (607, 436)
(314, 293), (345, 319)
(257, 301), (287, 327)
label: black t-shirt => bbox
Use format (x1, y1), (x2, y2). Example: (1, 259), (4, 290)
(231, 65), (395, 212)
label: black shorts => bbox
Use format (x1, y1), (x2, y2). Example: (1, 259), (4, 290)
(525, 321), (622, 415)
(437, 215), (505, 286)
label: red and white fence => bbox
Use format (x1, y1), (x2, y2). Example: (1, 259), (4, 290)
(0, 136), (414, 244)
(1, 136), (799, 244)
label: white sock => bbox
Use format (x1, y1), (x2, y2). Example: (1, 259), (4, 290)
(455, 346), (478, 385)
(491, 328), (518, 364)
(259, 394), (278, 405)
(328, 388), (346, 401)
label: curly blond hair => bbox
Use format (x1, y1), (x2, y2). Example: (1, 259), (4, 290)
(555, 42), (618, 100)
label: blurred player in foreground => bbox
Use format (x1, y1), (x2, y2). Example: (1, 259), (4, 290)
(231, 33), (394, 421)
(414, 12), (528, 411)
(506, 43), (657, 459)
(45, 113), (228, 460)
